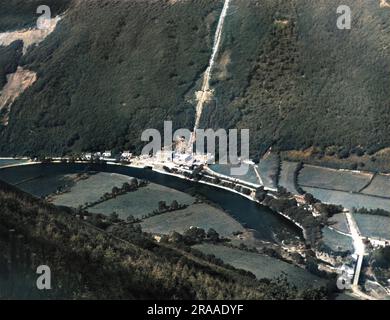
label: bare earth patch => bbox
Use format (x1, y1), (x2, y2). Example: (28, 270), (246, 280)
(0, 16), (61, 54)
(0, 16), (62, 125)
(216, 50), (231, 80)
(0, 67), (37, 125)
(380, 0), (390, 8)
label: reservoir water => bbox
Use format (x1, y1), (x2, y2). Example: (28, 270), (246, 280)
(0, 162), (329, 289)
(0, 162), (302, 243)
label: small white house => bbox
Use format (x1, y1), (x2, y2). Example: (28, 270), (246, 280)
(102, 151), (112, 158)
(340, 264), (355, 278)
(83, 153), (92, 161)
(121, 151), (132, 159)
(369, 238), (390, 248)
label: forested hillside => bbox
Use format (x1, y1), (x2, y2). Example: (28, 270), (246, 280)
(0, 179), (327, 299)
(1, 0), (390, 162)
(0, 40), (23, 89)
(0, 0), (221, 156)
(203, 0), (390, 159)
(0, 0), (70, 32)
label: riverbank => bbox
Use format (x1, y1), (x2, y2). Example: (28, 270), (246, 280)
(0, 160), (303, 244)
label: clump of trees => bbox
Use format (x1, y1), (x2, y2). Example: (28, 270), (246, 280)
(354, 207), (390, 218)
(162, 227), (224, 246)
(82, 179), (147, 210)
(369, 247), (390, 286)
(141, 200), (189, 220)
(260, 188), (338, 247)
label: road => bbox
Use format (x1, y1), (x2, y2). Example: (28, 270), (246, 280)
(344, 210), (377, 299)
(189, 0), (231, 150)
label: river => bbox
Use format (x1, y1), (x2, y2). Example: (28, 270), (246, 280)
(0, 162), (302, 243)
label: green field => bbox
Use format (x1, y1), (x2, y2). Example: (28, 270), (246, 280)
(279, 161), (299, 194)
(302, 186), (390, 212)
(193, 244), (325, 289)
(361, 174), (390, 198)
(52, 172), (135, 208)
(299, 165), (372, 192)
(17, 173), (74, 198)
(354, 213), (390, 240)
(209, 163), (260, 185)
(328, 213), (350, 235)
(141, 203), (245, 238)
(321, 227), (354, 253)
(88, 183), (194, 219)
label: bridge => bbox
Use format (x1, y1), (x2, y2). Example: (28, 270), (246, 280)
(343, 210), (377, 299)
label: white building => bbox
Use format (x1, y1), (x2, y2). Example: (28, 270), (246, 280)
(121, 151), (132, 161)
(102, 151), (112, 158)
(83, 153), (92, 161)
(368, 237), (390, 248)
(173, 152), (193, 165)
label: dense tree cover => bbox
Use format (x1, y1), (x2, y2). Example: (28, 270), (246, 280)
(0, 0), (70, 32)
(0, 40), (23, 90)
(354, 207), (390, 218)
(2, 0), (390, 160)
(0, 179), (328, 299)
(369, 247), (390, 287)
(260, 188), (340, 247)
(0, 0), (222, 156)
(82, 179), (147, 210)
(202, 0), (390, 159)
(370, 247), (390, 269)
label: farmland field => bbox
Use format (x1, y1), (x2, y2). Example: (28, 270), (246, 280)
(361, 174), (390, 198)
(17, 174), (75, 198)
(328, 213), (350, 235)
(141, 203), (245, 238)
(209, 164), (261, 185)
(256, 153), (279, 189)
(299, 165), (372, 192)
(88, 183), (194, 219)
(321, 227), (354, 253)
(193, 244), (325, 289)
(52, 172), (136, 208)
(302, 187), (390, 212)
(279, 161), (300, 195)
(354, 213), (390, 240)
